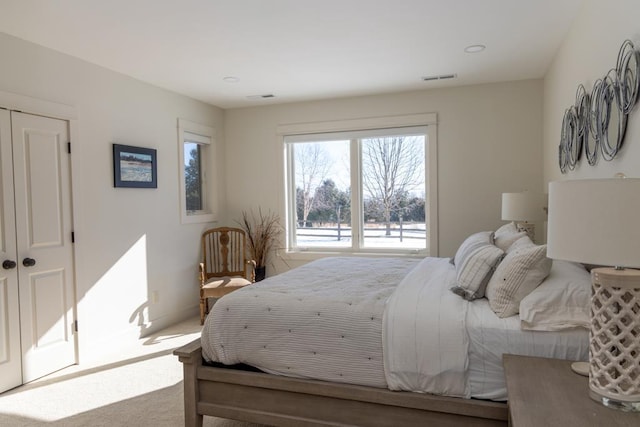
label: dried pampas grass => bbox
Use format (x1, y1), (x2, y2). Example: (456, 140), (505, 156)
(237, 208), (282, 267)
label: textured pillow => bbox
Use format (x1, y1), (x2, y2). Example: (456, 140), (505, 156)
(486, 236), (552, 318)
(453, 231), (494, 265)
(450, 232), (505, 300)
(494, 222), (527, 252)
(519, 260), (591, 331)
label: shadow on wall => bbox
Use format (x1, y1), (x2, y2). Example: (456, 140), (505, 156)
(78, 234), (151, 343)
(129, 300), (152, 338)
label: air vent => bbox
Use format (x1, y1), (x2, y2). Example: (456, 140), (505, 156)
(246, 94), (275, 99)
(422, 73), (457, 82)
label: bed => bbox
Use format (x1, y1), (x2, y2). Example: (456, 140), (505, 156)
(175, 228), (592, 426)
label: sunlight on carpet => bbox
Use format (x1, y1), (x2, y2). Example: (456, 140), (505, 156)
(0, 316), (266, 426)
(0, 353), (182, 422)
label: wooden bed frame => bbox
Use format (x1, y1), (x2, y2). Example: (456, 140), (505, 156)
(174, 339), (508, 427)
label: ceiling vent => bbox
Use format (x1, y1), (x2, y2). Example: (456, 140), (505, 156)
(246, 94), (275, 99)
(422, 74), (457, 82)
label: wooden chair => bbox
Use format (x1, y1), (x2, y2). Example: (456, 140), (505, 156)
(199, 227), (256, 325)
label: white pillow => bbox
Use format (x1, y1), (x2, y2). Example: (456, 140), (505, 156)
(486, 236), (552, 318)
(453, 231), (493, 263)
(451, 231), (504, 300)
(494, 222), (527, 252)
(519, 260), (591, 331)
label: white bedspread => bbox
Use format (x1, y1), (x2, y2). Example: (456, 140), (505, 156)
(201, 256), (589, 400)
(201, 256), (419, 388)
(383, 257), (470, 398)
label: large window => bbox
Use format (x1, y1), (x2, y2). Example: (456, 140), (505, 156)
(284, 118), (437, 256)
(178, 118), (217, 224)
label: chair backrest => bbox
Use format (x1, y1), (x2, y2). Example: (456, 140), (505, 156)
(201, 227), (249, 280)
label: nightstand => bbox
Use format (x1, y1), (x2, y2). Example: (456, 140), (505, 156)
(503, 354), (640, 427)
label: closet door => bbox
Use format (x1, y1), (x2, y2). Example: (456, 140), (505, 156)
(12, 112), (75, 383)
(0, 109), (22, 393)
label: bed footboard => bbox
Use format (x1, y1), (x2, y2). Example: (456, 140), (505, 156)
(174, 339), (205, 427)
(174, 339), (508, 427)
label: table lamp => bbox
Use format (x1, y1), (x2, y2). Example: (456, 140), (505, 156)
(501, 191), (547, 242)
(547, 176), (640, 412)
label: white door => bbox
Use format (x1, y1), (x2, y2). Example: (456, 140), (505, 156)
(0, 109), (22, 392)
(11, 111), (76, 384)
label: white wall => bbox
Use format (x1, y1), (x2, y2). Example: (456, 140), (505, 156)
(0, 32), (224, 360)
(543, 0), (640, 184)
(223, 79), (544, 267)
(0, 25), (550, 361)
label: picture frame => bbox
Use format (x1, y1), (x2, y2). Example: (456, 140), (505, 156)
(113, 144), (157, 188)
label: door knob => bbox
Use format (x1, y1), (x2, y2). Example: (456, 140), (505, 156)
(22, 258), (36, 267)
(2, 260), (16, 269)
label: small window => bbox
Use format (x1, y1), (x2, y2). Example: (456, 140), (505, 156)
(178, 119), (216, 224)
(184, 141), (203, 211)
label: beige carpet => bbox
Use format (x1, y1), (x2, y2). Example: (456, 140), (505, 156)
(0, 317), (265, 427)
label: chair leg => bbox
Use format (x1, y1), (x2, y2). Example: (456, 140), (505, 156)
(199, 298), (206, 325)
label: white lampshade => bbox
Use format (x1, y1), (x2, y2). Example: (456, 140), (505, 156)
(501, 191), (546, 222)
(547, 178), (640, 268)
(549, 177), (640, 411)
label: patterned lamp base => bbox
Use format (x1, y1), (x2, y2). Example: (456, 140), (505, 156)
(589, 267), (640, 412)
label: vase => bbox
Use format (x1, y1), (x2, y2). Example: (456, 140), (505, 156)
(254, 265), (266, 282)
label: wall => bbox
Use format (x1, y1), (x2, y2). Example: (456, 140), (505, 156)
(543, 0), (640, 184)
(0, 32), (224, 360)
(0, 27), (550, 361)
(223, 79), (544, 268)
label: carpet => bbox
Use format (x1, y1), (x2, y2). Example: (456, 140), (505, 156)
(0, 317), (266, 427)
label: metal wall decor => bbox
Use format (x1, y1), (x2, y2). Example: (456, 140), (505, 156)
(574, 84), (589, 163)
(559, 39), (640, 173)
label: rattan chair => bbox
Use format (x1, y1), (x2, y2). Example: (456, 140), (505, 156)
(199, 227), (256, 324)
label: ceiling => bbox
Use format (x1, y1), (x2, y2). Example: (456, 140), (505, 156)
(0, 0), (584, 109)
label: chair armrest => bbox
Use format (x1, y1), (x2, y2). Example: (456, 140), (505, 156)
(198, 262), (205, 286)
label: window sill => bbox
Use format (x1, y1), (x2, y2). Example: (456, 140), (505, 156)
(181, 211), (216, 224)
(279, 249), (429, 262)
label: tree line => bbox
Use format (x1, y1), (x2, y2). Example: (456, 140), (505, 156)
(184, 135), (427, 234)
(295, 136), (425, 235)
(296, 179), (425, 226)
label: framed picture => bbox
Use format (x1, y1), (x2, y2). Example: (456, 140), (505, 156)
(113, 144), (157, 188)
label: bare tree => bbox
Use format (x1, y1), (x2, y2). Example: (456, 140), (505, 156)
(362, 136), (424, 235)
(295, 143), (332, 227)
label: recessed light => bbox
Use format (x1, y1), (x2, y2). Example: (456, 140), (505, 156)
(223, 76), (239, 83)
(464, 44), (486, 53)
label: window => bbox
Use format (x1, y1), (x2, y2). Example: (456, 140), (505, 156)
(282, 115), (438, 256)
(178, 119), (217, 224)
(184, 141), (203, 211)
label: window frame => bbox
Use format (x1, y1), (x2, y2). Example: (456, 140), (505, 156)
(279, 113), (438, 258)
(178, 118), (217, 224)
